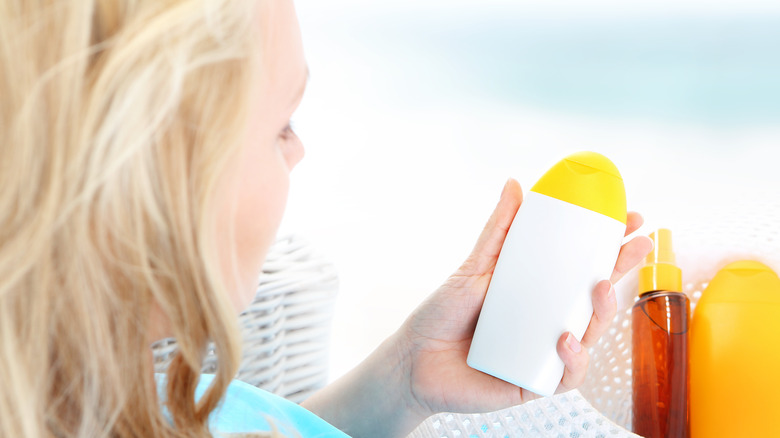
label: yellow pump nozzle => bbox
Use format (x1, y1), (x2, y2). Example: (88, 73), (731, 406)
(639, 228), (683, 295)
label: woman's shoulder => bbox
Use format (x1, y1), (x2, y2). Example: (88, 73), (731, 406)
(155, 374), (350, 438)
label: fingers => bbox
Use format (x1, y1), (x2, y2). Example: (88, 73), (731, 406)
(610, 235), (654, 285)
(625, 211), (643, 236)
(580, 280), (617, 349)
(555, 218), (651, 394)
(556, 281), (618, 393)
(459, 179), (523, 277)
(555, 332), (589, 393)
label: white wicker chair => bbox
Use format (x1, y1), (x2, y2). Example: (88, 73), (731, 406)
(151, 234), (339, 403)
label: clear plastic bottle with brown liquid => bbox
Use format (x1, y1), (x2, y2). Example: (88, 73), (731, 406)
(631, 229), (689, 438)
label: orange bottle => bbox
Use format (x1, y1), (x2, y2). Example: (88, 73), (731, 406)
(631, 229), (689, 438)
(690, 261), (780, 437)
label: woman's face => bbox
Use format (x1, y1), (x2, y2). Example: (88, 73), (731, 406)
(219, 0), (307, 311)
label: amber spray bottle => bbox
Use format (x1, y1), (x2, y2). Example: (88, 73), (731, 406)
(632, 229), (690, 438)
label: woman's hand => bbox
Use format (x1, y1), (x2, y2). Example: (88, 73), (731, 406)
(302, 179), (652, 438)
(397, 178), (653, 416)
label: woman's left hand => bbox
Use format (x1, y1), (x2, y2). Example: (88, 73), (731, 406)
(396, 178), (653, 416)
(302, 178), (652, 438)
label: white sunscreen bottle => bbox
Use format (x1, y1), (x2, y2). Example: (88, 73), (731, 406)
(467, 151), (627, 397)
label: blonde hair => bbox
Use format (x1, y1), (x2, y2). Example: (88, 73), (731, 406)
(0, 1), (278, 436)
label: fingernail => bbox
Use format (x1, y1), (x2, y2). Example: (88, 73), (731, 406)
(566, 333), (582, 353)
(607, 283), (616, 303)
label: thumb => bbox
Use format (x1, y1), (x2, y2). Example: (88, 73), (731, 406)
(458, 178), (523, 277)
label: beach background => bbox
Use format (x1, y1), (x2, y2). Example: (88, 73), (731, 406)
(278, 0), (780, 387)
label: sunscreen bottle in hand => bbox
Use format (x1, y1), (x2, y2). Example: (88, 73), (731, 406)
(467, 151), (627, 397)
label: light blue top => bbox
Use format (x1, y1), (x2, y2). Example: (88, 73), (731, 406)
(155, 374), (350, 437)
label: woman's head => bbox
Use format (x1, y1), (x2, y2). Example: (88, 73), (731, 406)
(0, 0), (305, 436)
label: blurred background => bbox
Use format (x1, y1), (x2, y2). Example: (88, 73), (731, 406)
(278, 0), (780, 384)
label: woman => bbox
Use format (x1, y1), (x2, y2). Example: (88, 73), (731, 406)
(0, 0), (652, 437)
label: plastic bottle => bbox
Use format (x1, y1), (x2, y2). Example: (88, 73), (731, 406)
(690, 261), (780, 437)
(631, 229), (689, 438)
(467, 151), (627, 397)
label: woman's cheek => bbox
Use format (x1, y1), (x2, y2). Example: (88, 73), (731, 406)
(230, 147), (291, 310)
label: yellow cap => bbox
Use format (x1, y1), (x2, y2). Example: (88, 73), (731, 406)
(638, 228), (682, 295)
(699, 260), (780, 305)
(530, 151), (626, 224)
